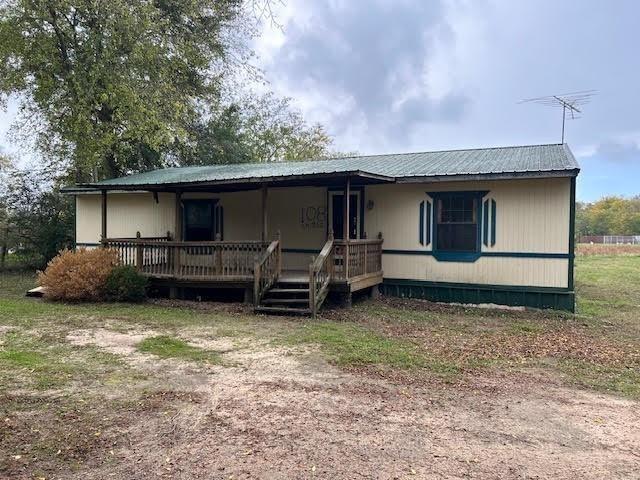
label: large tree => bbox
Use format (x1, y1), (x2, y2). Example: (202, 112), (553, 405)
(0, 0), (247, 181)
(176, 93), (347, 165)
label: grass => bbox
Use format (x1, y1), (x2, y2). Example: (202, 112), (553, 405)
(137, 335), (223, 364)
(0, 256), (639, 477)
(0, 329), (133, 390)
(559, 360), (640, 398)
(284, 322), (428, 369)
(0, 253), (639, 397)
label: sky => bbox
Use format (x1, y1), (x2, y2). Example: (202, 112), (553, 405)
(1, 0), (639, 202)
(250, 0), (640, 202)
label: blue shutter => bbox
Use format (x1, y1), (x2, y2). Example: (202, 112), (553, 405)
(425, 200), (431, 246)
(483, 199), (489, 247)
(419, 201), (425, 245)
(490, 199), (497, 246)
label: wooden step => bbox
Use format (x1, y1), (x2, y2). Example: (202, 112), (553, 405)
(255, 306), (312, 315)
(261, 298), (309, 305)
(268, 288), (310, 294)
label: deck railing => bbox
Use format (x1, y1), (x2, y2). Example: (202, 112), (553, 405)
(254, 236), (282, 304)
(104, 236), (268, 281)
(332, 238), (383, 281)
(309, 234), (335, 315)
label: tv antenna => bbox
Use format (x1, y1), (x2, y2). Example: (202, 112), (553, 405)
(519, 90), (596, 143)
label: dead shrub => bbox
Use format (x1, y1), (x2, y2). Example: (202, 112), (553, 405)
(37, 248), (120, 301)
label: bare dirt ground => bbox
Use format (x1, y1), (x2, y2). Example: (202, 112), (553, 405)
(44, 328), (640, 480)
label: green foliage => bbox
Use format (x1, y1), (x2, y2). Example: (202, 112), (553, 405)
(577, 196), (640, 236)
(176, 93), (346, 165)
(104, 265), (148, 302)
(0, 168), (74, 269)
(0, 0), (245, 180)
(136, 335), (222, 364)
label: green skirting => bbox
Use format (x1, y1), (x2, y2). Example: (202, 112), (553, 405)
(381, 278), (575, 312)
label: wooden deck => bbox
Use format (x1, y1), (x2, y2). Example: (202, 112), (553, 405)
(104, 235), (383, 306)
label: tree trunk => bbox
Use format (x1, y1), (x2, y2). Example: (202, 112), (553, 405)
(0, 224), (8, 271)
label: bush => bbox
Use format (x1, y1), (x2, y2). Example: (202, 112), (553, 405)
(37, 248), (120, 301)
(104, 265), (148, 302)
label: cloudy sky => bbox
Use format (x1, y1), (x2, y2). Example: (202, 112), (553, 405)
(1, 0), (638, 202)
(252, 0), (640, 201)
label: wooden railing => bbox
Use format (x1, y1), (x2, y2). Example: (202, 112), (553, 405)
(253, 236), (282, 304)
(332, 237), (383, 281)
(309, 234), (334, 315)
(104, 236), (268, 281)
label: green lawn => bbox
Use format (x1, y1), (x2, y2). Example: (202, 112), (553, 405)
(0, 255), (639, 396)
(1, 255), (639, 477)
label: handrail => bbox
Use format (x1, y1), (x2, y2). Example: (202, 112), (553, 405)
(309, 235), (334, 316)
(332, 238), (382, 245)
(105, 238), (266, 247)
(331, 236), (383, 281)
(253, 237), (281, 305)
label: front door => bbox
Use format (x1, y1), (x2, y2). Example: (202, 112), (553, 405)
(329, 191), (360, 239)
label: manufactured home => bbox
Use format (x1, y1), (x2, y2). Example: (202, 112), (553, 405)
(63, 143), (579, 314)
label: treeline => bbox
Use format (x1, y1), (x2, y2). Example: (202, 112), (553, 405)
(0, 1), (347, 268)
(576, 196), (640, 237)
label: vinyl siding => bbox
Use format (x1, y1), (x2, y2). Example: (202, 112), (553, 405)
(365, 177), (571, 288)
(74, 177), (571, 288)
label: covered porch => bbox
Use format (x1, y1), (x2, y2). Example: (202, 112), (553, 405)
(97, 173), (387, 314)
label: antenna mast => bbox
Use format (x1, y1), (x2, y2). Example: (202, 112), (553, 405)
(519, 90), (596, 143)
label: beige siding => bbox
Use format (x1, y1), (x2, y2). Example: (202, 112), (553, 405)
(365, 177), (571, 288)
(76, 192), (175, 244)
(365, 178), (570, 253)
(381, 255), (568, 288)
(74, 177), (571, 287)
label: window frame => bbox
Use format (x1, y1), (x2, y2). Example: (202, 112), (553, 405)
(182, 199), (220, 241)
(426, 190), (489, 262)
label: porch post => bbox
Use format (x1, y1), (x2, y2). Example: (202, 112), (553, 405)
(343, 176), (350, 279)
(171, 190), (182, 299)
(174, 190), (183, 241)
(261, 184), (268, 243)
(100, 190), (107, 246)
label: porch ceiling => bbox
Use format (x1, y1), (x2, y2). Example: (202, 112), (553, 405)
(65, 171), (394, 193)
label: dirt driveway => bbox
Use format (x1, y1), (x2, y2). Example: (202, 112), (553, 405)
(49, 327), (639, 480)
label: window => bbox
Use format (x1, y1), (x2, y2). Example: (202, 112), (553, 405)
(436, 194), (478, 252)
(183, 200), (222, 241)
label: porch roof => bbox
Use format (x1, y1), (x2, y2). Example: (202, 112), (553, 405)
(65, 143), (579, 192)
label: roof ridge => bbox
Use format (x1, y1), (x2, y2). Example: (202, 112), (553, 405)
(319, 142), (566, 162)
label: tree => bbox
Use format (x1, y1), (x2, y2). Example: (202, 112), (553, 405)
(0, 0), (247, 181)
(1, 167), (74, 268)
(576, 196), (640, 237)
(176, 93), (348, 165)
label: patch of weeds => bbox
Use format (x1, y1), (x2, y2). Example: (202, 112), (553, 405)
(508, 321), (544, 334)
(137, 335), (223, 364)
(354, 301), (441, 324)
(0, 348), (47, 369)
(284, 322), (436, 370)
(0, 330), (141, 390)
(559, 360), (640, 399)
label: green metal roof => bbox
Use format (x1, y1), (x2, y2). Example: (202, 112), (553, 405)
(73, 143), (579, 190)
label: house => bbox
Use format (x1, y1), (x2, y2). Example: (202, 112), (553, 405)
(63, 143), (579, 314)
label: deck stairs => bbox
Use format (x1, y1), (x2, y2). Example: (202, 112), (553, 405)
(255, 271), (321, 315)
